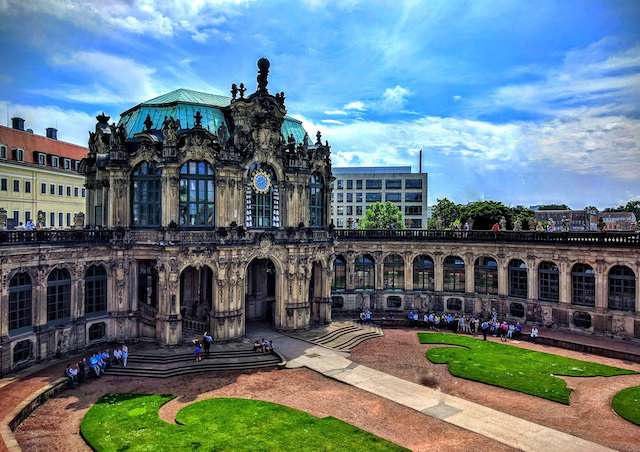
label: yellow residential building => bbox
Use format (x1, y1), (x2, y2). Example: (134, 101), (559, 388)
(0, 119), (87, 229)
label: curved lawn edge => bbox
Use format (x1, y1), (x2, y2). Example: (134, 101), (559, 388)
(80, 394), (407, 451)
(417, 332), (636, 405)
(612, 385), (640, 426)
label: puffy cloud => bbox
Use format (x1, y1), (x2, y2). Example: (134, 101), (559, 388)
(379, 85), (411, 112)
(343, 101), (367, 111)
(0, 101), (99, 146)
(0, 0), (249, 42)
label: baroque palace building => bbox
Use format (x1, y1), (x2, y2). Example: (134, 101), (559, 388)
(0, 59), (639, 375)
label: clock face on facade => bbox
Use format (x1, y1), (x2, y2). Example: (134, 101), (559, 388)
(252, 170), (271, 193)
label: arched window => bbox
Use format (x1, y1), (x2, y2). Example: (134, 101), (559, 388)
(413, 255), (434, 291)
(9, 272), (32, 333)
(383, 254), (404, 290)
(47, 268), (71, 322)
(539, 261), (559, 302)
(132, 161), (161, 227)
(179, 161), (215, 227)
(246, 164), (279, 228)
(85, 265), (107, 315)
(608, 265), (636, 312)
(474, 257), (498, 295)
(332, 256), (346, 291)
(509, 259), (528, 299)
(443, 256), (465, 292)
(309, 173), (324, 227)
(355, 254), (375, 290)
(572, 264), (595, 307)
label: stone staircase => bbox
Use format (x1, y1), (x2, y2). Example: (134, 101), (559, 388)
(104, 347), (285, 378)
(292, 321), (383, 352)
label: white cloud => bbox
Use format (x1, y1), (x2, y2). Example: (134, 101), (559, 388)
(0, 0), (249, 42)
(321, 119), (344, 125)
(0, 101), (98, 146)
(379, 85), (411, 111)
(343, 100), (367, 111)
(453, 95), (461, 101)
(323, 109), (347, 115)
(31, 51), (160, 105)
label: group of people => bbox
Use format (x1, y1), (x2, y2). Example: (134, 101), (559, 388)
(404, 310), (541, 342)
(64, 345), (128, 387)
(193, 331), (214, 362)
(14, 220), (35, 230)
(253, 338), (274, 353)
(358, 309), (373, 324)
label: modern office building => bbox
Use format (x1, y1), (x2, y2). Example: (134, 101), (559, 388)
(331, 166), (428, 229)
(0, 119), (87, 229)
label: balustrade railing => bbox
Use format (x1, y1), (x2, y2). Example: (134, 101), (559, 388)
(1, 227), (638, 248)
(335, 229), (640, 247)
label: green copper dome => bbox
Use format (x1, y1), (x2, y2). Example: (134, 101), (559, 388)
(118, 88), (308, 144)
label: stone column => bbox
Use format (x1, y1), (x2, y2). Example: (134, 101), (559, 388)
(527, 257), (538, 300)
(497, 258), (509, 297)
(346, 252), (355, 290)
(636, 262), (640, 313)
(34, 267), (49, 360)
(559, 259), (571, 305)
(434, 253), (444, 292)
(595, 260), (607, 312)
(464, 254), (475, 294)
(403, 252), (413, 291)
(155, 259), (181, 345)
(374, 253), (384, 290)
(162, 165), (179, 227)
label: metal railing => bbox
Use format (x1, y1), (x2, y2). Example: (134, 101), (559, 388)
(335, 229), (640, 247)
(0, 229), (116, 245)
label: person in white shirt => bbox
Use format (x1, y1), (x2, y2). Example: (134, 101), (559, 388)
(530, 326), (539, 343)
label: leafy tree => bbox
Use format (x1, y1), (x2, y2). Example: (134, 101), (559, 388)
(623, 200), (640, 219)
(428, 198), (462, 229)
(538, 204), (569, 210)
(510, 206), (535, 230)
(358, 202), (404, 229)
(461, 201), (511, 230)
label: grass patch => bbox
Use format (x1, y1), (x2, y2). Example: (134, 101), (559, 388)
(612, 385), (640, 425)
(81, 393), (406, 451)
(418, 332), (636, 404)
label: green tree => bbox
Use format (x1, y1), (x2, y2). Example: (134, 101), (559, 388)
(623, 200), (640, 219)
(510, 206), (535, 230)
(428, 198), (462, 229)
(358, 202), (404, 229)
(462, 200), (511, 230)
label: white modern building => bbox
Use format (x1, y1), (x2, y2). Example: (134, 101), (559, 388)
(331, 166), (428, 229)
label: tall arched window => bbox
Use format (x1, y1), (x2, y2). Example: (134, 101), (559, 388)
(47, 268), (71, 322)
(538, 261), (559, 302)
(608, 265), (635, 311)
(443, 256), (465, 292)
(509, 259), (528, 299)
(85, 265), (108, 315)
(132, 161), (161, 227)
(9, 272), (32, 333)
(333, 256), (346, 291)
(309, 173), (324, 227)
(355, 254), (375, 290)
(475, 256), (498, 295)
(383, 254), (404, 290)
(179, 161), (215, 227)
(246, 164), (279, 228)
(413, 255), (434, 291)
(572, 264), (595, 307)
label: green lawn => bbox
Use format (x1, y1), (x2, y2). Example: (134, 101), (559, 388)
(612, 385), (640, 426)
(81, 394), (406, 451)
(418, 332), (636, 404)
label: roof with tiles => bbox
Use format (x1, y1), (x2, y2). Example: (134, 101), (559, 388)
(119, 88), (308, 144)
(0, 125), (87, 164)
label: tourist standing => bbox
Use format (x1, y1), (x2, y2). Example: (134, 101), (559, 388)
(481, 320), (489, 340)
(203, 331), (213, 358)
(77, 358), (86, 384)
(530, 326), (539, 343)
(121, 344), (129, 367)
(194, 340), (203, 362)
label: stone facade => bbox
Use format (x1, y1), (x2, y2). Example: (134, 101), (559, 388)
(0, 59), (334, 375)
(331, 238), (640, 339)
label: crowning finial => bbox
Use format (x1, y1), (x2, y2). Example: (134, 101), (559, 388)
(144, 114), (153, 131)
(239, 83), (246, 99)
(96, 112), (110, 124)
(231, 83), (238, 100)
(316, 130), (322, 145)
(194, 111), (203, 128)
(257, 57), (270, 93)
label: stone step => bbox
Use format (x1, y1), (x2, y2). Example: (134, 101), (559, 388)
(313, 325), (361, 344)
(129, 349), (264, 363)
(334, 332), (383, 351)
(105, 360), (282, 379)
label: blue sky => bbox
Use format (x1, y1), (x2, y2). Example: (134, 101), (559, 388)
(0, 0), (639, 209)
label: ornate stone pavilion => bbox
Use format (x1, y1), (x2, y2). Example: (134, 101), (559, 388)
(0, 59), (335, 374)
(0, 59), (639, 375)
